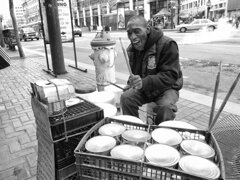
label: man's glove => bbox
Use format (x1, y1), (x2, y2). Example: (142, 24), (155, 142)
(129, 75), (143, 90)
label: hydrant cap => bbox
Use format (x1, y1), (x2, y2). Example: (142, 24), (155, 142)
(91, 30), (116, 47)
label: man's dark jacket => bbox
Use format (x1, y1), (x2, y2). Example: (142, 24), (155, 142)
(127, 27), (183, 100)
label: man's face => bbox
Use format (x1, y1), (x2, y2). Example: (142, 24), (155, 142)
(127, 19), (149, 51)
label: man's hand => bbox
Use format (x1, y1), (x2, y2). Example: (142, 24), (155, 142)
(129, 75), (143, 89)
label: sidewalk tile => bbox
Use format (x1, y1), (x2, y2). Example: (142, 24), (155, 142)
(4, 125), (14, 135)
(12, 120), (22, 128)
(0, 105), (5, 111)
(18, 134), (31, 145)
(11, 148), (35, 160)
(26, 153), (37, 168)
(0, 146), (10, 165)
(9, 141), (21, 153)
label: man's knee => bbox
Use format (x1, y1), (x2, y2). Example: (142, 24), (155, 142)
(153, 105), (177, 125)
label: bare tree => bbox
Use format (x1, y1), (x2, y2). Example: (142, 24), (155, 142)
(9, 0), (25, 58)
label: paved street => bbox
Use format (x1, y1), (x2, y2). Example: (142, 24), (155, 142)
(20, 28), (240, 72)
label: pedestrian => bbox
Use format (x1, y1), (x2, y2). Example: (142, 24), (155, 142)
(105, 25), (110, 32)
(120, 15), (183, 125)
(236, 18), (239, 29)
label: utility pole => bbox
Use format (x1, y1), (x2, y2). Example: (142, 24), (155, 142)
(0, 15), (5, 47)
(206, 0), (211, 19)
(177, 0), (180, 25)
(45, 0), (66, 75)
(136, 0), (139, 15)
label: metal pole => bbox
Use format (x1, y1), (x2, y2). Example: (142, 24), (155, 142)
(68, 0), (87, 72)
(177, 0), (180, 25)
(38, 0), (53, 76)
(45, 0), (66, 75)
(171, 7), (174, 29)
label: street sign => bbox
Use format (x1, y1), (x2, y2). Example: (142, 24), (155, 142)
(40, 0), (73, 43)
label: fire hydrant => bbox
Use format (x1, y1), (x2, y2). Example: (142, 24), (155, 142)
(89, 31), (117, 91)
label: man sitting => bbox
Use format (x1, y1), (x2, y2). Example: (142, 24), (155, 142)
(120, 15), (183, 125)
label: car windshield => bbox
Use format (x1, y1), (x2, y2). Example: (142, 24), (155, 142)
(22, 28), (35, 33)
(191, 20), (200, 24)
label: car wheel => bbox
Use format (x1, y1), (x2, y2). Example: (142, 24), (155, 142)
(20, 38), (22, 41)
(36, 38), (39, 40)
(180, 27), (187, 33)
(79, 34), (82, 37)
(24, 38), (27, 41)
(208, 26), (215, 31)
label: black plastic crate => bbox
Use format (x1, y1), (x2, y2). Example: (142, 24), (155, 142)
(56, 163), (77, 180)
(54, 123), (96, 170)
(74, 118), (225, 180)
(32, 96), (104, 141)
(49, 97), (104, 140)
(37, 123), (95, 180)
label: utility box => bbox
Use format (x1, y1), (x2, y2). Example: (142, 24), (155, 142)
(2, 28), (17, 51)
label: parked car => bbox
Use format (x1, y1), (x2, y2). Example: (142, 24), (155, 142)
(19, 27), (39, 41)
(176, 19), (218, 33)
(74, 26), (82, 37)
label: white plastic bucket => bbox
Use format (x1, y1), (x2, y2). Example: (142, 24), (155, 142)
(104, 84), (125, 107)
(88, 91), (115, 105)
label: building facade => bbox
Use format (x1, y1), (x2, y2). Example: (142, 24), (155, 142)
(14, 4), (25, 26)
(22, 0), (40, 24)
(180, 0), (227, 21)
(227, 0), (240, 20)
(76, 0), (179, 30)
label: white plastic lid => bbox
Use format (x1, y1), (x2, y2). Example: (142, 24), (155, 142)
(179, 155), (220, 179)
(159, 120), (197, 130)
(145, 144), (180, 167)
(180, 139), (215, 159)
(122, 129), (151, 143)
(85, 135), (116, 153)
(98, 123), (126, 137)
(111, 144), (144, 161)
(112, 115), (144, 124)
(151, 128), (182, 146)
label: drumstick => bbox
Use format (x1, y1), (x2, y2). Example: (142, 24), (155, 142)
(107, 81), (125, 91)
(208, 61), (222, 128)
(119, 37), (133, 77)
(209, 72), (240, 131)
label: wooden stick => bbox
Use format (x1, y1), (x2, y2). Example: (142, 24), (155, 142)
(107, 81), (125, 91)
(208, 61), (222, 128)
(119, 37), (133, 76)
(209, 72), (240, 131)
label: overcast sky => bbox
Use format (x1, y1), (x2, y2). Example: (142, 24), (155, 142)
(0, 0), (9, 16)
(0, 0), (23, 16)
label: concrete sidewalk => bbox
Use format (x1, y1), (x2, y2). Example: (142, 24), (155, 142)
(0, 48), (239, 179)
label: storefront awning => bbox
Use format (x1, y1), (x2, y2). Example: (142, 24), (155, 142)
(153, 8), (171, 17)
